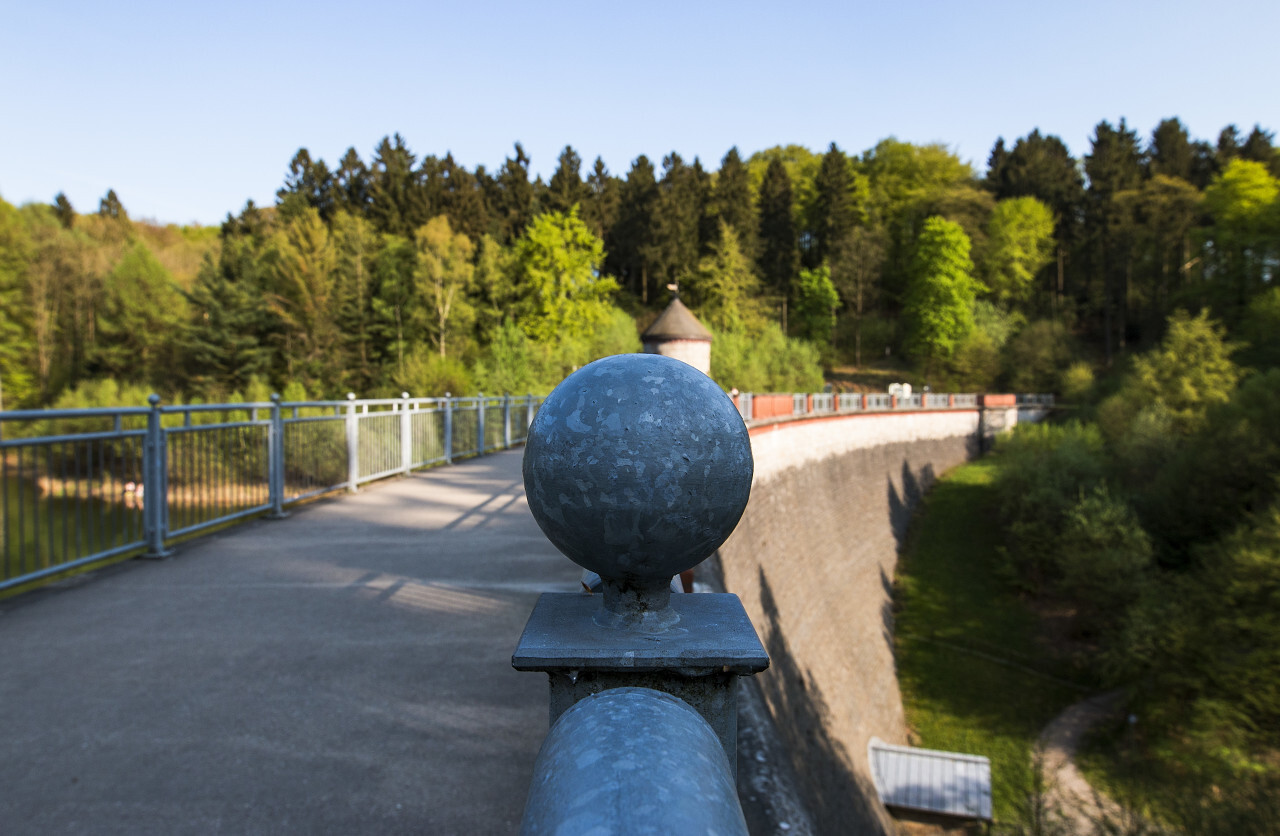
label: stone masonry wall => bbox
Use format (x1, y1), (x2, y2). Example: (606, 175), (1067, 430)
(717, 410), (981, 835)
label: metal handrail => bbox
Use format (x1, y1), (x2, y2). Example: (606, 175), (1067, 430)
(732, 391), (1053, 424)
(0, 392), (543, 592)
(0, 387), (1049, 593)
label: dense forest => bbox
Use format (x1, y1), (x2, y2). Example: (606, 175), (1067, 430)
(1, 117), (1278, 414)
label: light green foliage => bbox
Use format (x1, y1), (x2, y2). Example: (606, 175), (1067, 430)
(1203, 159), (1280, 300)
(400, 346), (474, 397)
(709, 323), (823, 392)
(791, 264), (839, 345)
(473, 320), (537, 395)
(368, 233), (416, 385)
(95, 243), (185, 385)
(982, 196), (1055, 306)
(1059, 361), (1095, 402)
(1204, 159), (1278, 233)
(862, 139), (975, 220)
(265, 208), (339, 388)
(993, 421), (1109, 590)
(331, 211), (379, 392)
(414, 215), (475, 359)
(1003, 319), (1074, 393)
(0, 195), (36, 407)
(1128, 309), (1240, 435)
(971, 299), (1024, 348)
(1140, 368), (1280, 562)
(902, 216), (978, 368)
(745, 144), (821, 207)
(945, 330), (1001, 391)
(474, 308), (640, 396)
(512, 208), (619, 343)
(682, 221), (764, 332)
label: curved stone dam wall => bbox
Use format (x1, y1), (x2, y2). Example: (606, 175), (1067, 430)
(717, 409), (983, 834)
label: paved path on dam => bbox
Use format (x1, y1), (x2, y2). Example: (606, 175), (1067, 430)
(0, 449), (580, 836)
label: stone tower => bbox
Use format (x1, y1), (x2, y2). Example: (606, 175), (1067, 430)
(640, 296), (713, 376)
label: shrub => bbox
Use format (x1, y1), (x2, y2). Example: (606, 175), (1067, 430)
(992, 421), (1108, 590)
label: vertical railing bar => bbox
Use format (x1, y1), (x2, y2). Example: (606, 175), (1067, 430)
(97, 436), (106, 552)
(2, 446), (9, 578)
(61, 440), (69, 563)
(42, 443), (52, 569)
(346, 394), (357, 492)
(444, 394), (453, 465)
(18, 445), (27, 575)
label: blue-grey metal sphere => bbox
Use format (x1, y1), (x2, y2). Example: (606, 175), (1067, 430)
(523, 354), (753, 582)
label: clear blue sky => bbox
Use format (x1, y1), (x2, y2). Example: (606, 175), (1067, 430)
(2, 0), (1276, 226)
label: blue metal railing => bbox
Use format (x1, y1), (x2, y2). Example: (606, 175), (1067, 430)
(0, 386), (1048, 592)
(0, 392), (544, 592)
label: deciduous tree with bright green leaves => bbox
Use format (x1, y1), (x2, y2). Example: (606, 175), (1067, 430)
(982, 196), (1055, 307)
(903, 216), (979, 371)
(414, 215), (475, 359)
(682, 221), (763, 333)
(512, 208), (618, 343)
(792, 264), (839, 345)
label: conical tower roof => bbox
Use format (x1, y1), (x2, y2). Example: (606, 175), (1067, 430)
(641, 297), (712, 343)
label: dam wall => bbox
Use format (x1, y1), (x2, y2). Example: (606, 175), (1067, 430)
(718, 409), (984, 834)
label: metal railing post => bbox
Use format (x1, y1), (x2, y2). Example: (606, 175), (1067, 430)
(514, 356), (766, 833)
(142, 394), (172, 557)
(503, 393), (512, 449)
(477, 393), (486, 456)
(400, 392), (412, 474)
(267, 393), (288, 519)
(444, 393), (453, 465)
(526, 394), (535, 428)
(345, 392), (358, 492)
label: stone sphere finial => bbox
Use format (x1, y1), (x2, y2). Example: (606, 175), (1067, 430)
(523, 354), (753, 629)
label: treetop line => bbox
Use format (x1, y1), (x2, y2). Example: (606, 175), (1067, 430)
(1, 115), (1277, 412)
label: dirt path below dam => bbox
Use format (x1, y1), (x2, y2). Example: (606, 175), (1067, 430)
(1037, 690), (1124, 832)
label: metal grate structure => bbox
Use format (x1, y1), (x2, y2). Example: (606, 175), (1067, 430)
(869, 738), (993, 821)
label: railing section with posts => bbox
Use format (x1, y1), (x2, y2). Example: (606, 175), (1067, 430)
(733, 390), (1045, 423)
(0, 387), (1050, 593)
(0, 392), (543, 592)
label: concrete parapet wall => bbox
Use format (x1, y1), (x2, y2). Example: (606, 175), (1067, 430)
(717, 410), (981, 834)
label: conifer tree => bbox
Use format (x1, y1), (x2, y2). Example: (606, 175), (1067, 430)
(52, 193), (75, 229)
(649, 153), (704, 292)
(439, 153), (489, 242)
(757, 158), (797, 305)
(609, 155), (659, 301)
(1086, 119), (1144, 360)
(583, 157), (619, 242)
(808, 142), (859, 268)
(545, 145), (586, 215)
(277, 148), (335, 220)
(713, 147), (756, 258)
(98, 189), (126, 220)
(368, 134), (428, 237)
(494, 143), (536, 243)
(333, 148), (372, 216)
(1149, 118), (1193, 181)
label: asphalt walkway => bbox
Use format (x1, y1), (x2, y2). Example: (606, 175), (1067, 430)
(0, 449), (579, 835)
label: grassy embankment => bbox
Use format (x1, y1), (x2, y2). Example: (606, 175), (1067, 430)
(894, 458), (1092, 825)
